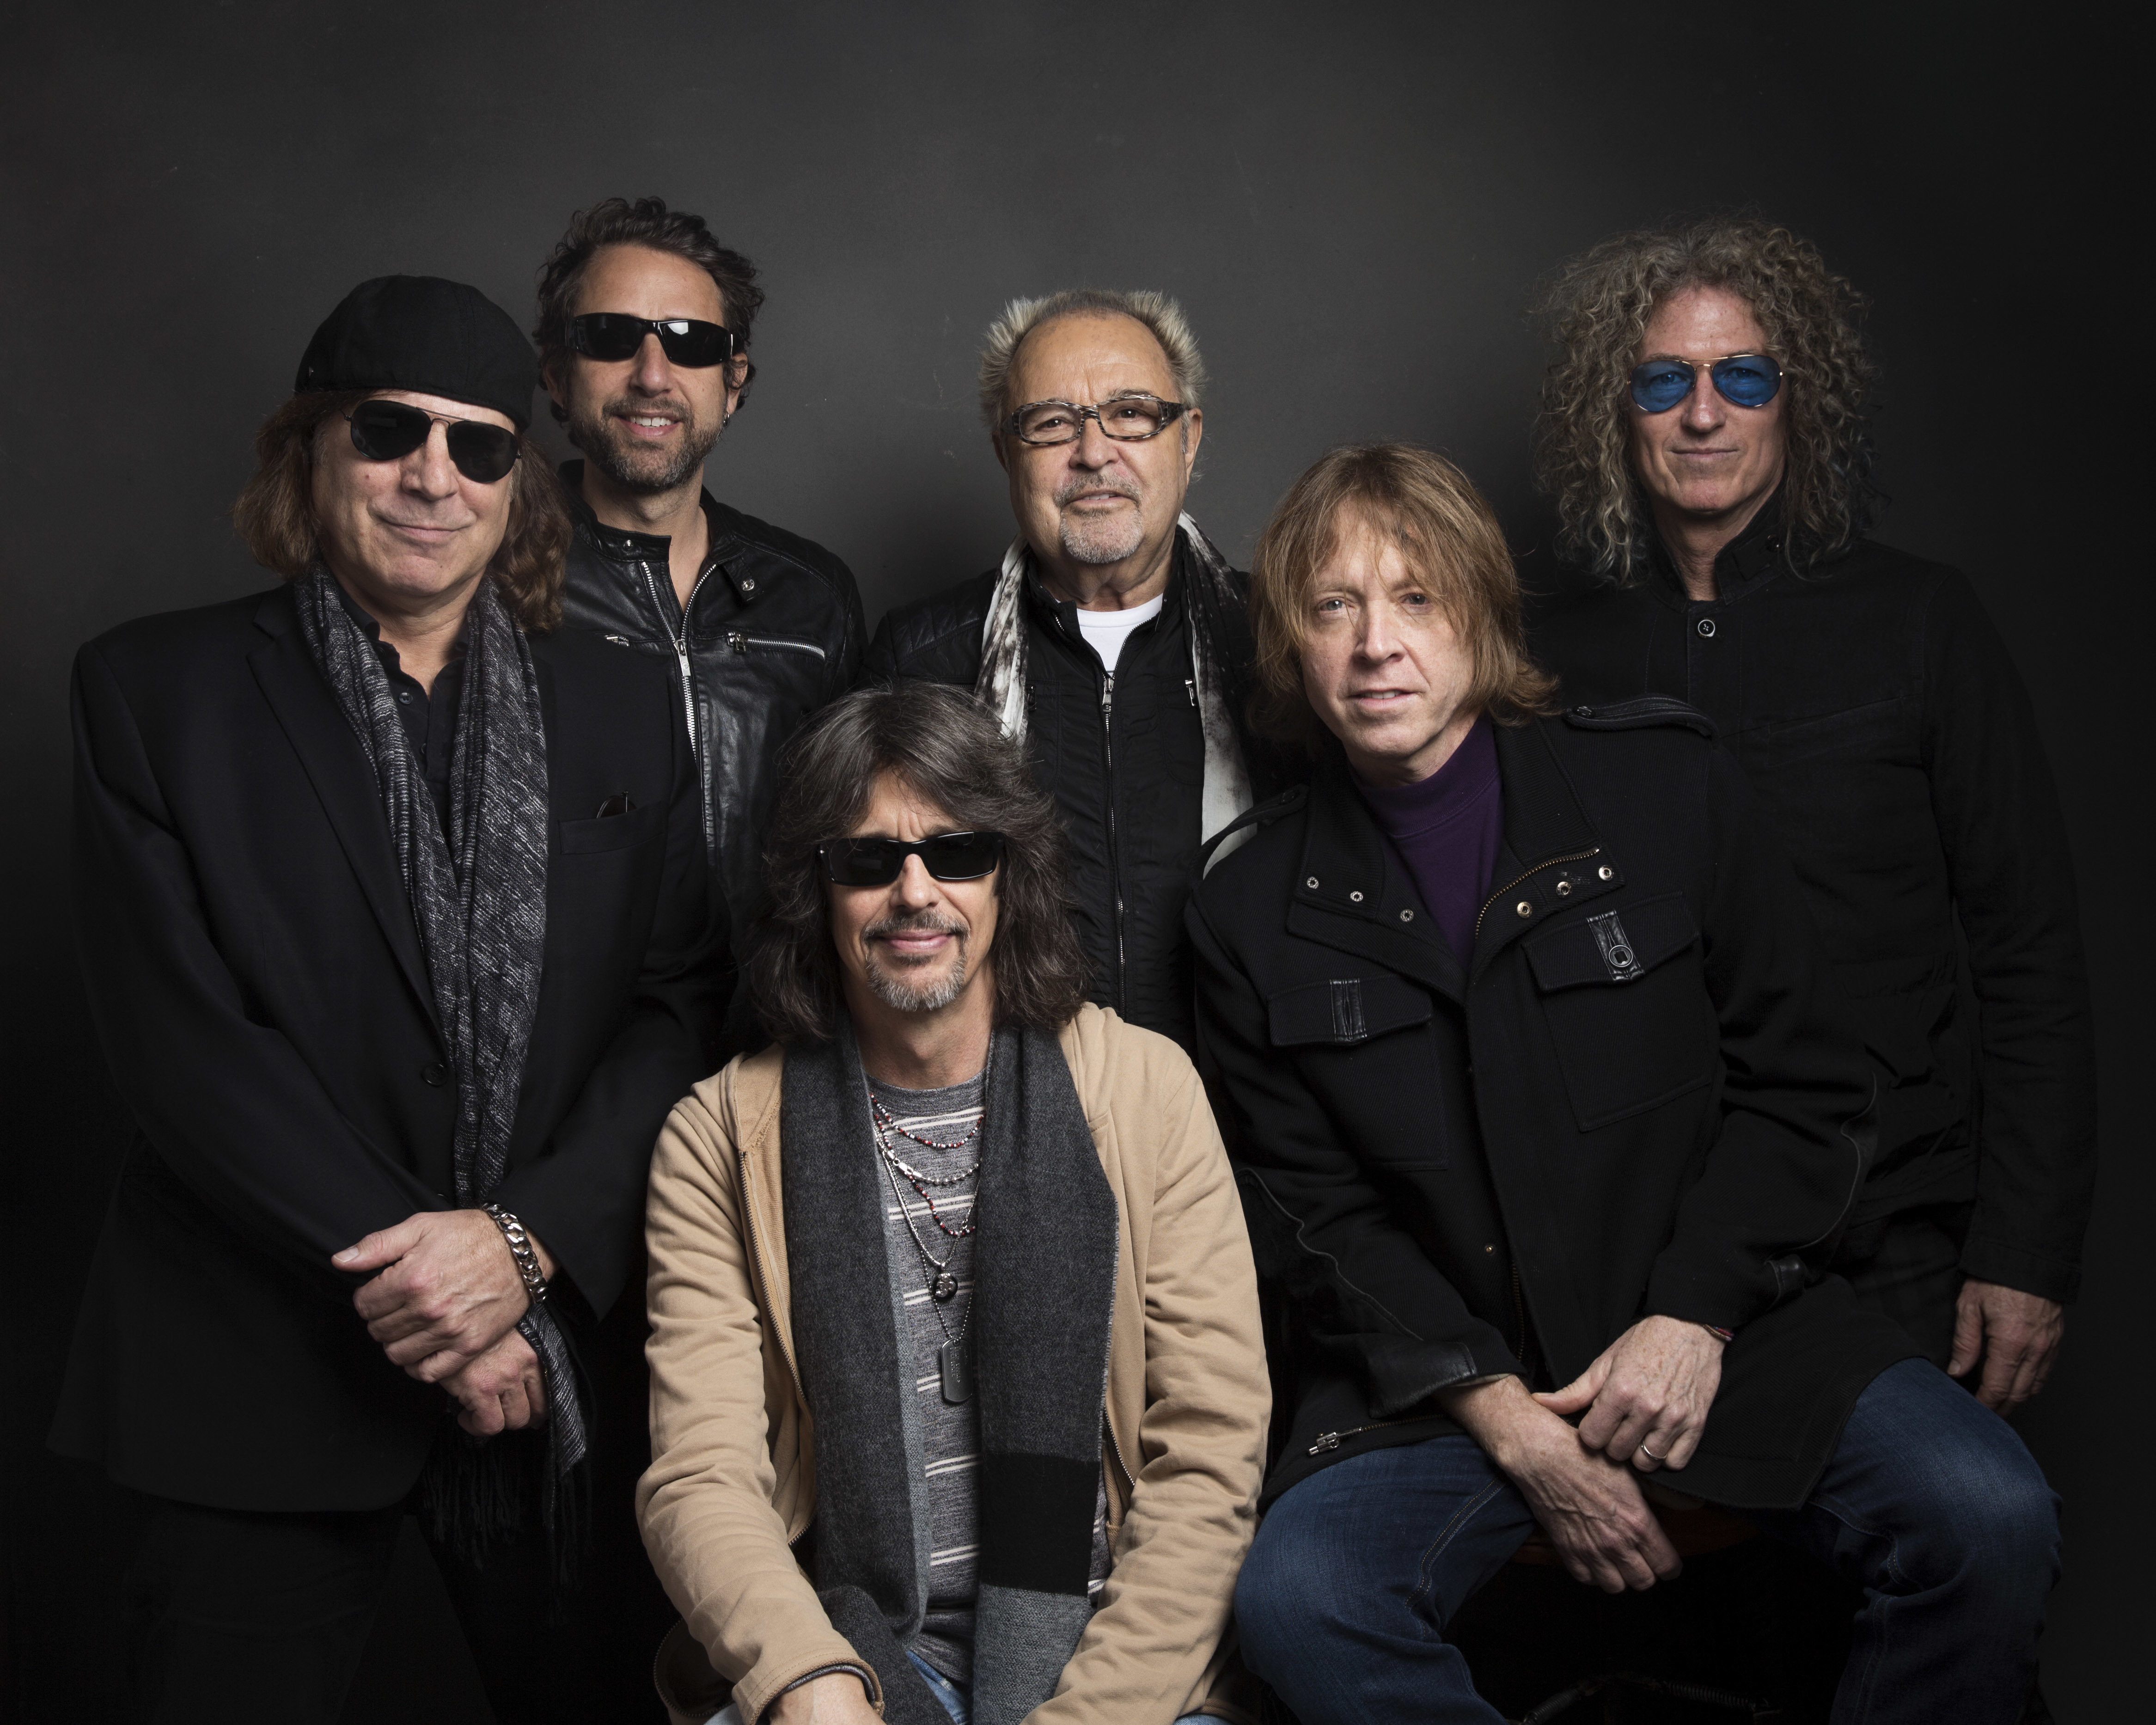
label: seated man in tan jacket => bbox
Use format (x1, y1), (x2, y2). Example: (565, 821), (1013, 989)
(640, 681), (1269, 1725)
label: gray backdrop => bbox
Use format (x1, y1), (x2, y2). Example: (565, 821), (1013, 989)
(3, 4), (2140, 1720)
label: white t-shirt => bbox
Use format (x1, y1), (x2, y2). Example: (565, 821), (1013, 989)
(1074, 593), (1166, 676)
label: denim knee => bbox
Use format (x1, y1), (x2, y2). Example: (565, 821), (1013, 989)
(1234, 1512), (1320, 1659)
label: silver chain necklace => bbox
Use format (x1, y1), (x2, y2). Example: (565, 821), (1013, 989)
(875, 1150), (977, 1404)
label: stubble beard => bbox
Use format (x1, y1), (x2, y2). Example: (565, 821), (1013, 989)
(864, 914), (971, 1014)
(1057, 481), (1147, 567)
(569, 393), (721, 495)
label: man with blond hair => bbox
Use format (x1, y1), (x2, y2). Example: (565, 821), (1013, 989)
(862, 290), (1286, 1053)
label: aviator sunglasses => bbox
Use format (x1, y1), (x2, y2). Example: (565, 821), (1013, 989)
(1629, 352), (1783, 414)
(344, 400), (521, 483)
(568, 313), (741, 368)
(818, 831), (1007, 887)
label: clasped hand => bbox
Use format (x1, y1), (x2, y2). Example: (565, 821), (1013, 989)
(331, 1209), (555, 1434)
(1446, 1315), (1726, 1595)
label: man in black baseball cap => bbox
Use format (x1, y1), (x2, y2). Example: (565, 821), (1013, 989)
(52, 273), (729, 1723)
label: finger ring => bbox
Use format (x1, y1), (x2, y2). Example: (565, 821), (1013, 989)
(1637, 1443), (1666, 1462)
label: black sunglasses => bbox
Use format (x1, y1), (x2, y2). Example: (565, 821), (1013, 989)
(567, 313), (741, 368)
(344, 400), (520, 483)
(817, 831), (1006, 887)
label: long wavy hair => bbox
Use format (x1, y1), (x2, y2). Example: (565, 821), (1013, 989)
(752, 682), (1088, 1044)
(232, 390), (573, 631)
(1248, 443), (1558, 751)
(1533, 216), (1879, 582)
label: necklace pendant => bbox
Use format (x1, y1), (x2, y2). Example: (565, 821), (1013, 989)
(931, 1271), (958, 1303)
(939, 1338), (973, 1404)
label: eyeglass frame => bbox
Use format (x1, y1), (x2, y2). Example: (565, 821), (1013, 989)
(1627, 351), (1783, 414)
(341, 401), (522, 483)
(565, 313), (743, 368)
(1002, 393), (1191, 447)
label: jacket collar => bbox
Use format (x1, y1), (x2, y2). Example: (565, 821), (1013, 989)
(1645, 487), (1789, 606)
(1288, 721), (1621, 998)
(561, 459), (764, 607)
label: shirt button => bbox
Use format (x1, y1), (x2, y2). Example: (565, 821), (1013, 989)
(1697, 617), (1717, 638)
(398, 690), (413, 703)
(420, 1062), (448, 1087)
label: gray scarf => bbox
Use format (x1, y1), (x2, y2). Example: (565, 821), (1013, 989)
(781, 1019), (1118, 1725)
(292, 566), (587, 1503)
(974, 514), (1258, 868)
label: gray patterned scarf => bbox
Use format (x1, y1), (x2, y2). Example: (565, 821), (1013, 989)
(292, 565), (588, 1512)
(974, 514), (1258, 868)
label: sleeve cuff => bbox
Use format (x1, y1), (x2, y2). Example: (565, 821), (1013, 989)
(1958, 1234), (2081, 1305)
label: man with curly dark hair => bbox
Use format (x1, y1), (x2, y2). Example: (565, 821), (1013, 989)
(534, 196), (865, 1016)
(1529, 217), (2094, 1424)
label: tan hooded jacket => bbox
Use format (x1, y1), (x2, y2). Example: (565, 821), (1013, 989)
(638, 1005), (1269, 1725)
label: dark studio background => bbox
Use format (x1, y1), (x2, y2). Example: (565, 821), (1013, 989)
(2, 4), (2141, 1719)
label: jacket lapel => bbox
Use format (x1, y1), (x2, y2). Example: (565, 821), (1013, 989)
(1288, 768), (1466, 1003)
(245, 588), (440, 1037)
(1468, 721), (1618, 981)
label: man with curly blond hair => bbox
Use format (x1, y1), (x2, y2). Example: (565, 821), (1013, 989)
(1529, 218), (2094, 1423)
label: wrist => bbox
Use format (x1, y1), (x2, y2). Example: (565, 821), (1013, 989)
(480, 1204), (549, 1304)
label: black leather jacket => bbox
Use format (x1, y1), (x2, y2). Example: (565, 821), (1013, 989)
(557, 461), (865, 938)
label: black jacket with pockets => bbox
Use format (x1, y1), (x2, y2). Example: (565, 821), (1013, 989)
(1189, 706), (1917, 1511)
(557, 463), (865, 944)
(1530, 514), (2095, 1303)
(54, 585), (730, 1511)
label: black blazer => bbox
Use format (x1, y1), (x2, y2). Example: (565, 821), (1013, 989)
(1190, 705), (1918, 1511)
(51, 584), (729, 1512)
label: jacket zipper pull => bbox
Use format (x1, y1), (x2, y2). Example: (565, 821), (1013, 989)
(728, 630), (748, 654)
(1185, 677), (1197, 709)
(1308, 1431), (1343, 1454)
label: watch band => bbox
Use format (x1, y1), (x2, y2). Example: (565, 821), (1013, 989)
(481, 1203), (548, 1303)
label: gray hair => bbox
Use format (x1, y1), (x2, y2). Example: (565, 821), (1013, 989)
(977, 288), (1208, 434)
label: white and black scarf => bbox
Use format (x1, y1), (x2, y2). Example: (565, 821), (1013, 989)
(293, 565), (587, 1536)
(973, 514), (1258, 868)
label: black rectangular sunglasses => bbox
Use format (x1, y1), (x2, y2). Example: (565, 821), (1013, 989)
(818, 832), (1006, 887)
(345, 400), (520, 483)
(568, 313), (740, 367)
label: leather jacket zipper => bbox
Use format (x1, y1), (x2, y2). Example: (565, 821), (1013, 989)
(1308, 1416), (1418, 1455)
(642, 564), (713, 759)
(1099, 671), (1125, 1012)
(727, 631), (828, 661)
(1472, 846), (1602, 942)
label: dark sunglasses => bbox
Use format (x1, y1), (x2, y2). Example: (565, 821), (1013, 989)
(568, 313), (740, 367)
(344, 400), (520, 483)
(817, 831), (1006, 887)
(1629, 353), (1783, 414)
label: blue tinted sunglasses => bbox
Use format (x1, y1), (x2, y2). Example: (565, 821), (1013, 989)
(1629, 353), (1783, 414)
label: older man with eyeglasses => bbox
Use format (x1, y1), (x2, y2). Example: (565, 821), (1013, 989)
(863, 290), (1290, 1054)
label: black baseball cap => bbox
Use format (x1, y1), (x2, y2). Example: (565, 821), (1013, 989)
(295, 275), (538, 430)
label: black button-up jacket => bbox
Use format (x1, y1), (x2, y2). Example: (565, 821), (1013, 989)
(1531, 508), (2095, 1304)
(557, 463), (865, 940)
(1189, 709), (1916, 1511)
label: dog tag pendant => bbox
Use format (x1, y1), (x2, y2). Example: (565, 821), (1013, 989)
(939, 1339), (973, 1404)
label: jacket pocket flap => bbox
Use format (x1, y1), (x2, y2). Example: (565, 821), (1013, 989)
(558, 800), (666, 856)
(1526, 892), (1698, 991)
(1268, 974), (1433, 1046)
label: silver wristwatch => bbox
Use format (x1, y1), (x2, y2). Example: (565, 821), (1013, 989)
(481, 1202), (548, 1303)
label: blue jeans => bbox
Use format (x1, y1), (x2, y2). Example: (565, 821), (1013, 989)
(1235, 1358), (2059, 1725)
(710, 1651), (1216, 1723)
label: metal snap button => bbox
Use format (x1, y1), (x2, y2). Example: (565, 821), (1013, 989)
(1515, 901), (1532, 918)
(1306, 876), (1320, 889)
(1598, 865), (1614, 880)
(1572, 704), (1593, 717)
(740, 576), (757, 593)
(1697, 617), (1716, 637)
(1556, 880), (1572, 896)
(420, 1062), (448, 1087)
(1399, 909), (1414, 922)
(1349, 890), (1364, 902)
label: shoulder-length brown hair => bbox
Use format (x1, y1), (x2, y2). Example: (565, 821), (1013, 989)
(1247, 442), (1557, 750)
(751, 681), (1088, 1044)
(231, 391), (572, 631)
(1532, 215), (1879, 582)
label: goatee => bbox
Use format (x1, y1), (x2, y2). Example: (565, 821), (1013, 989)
(569, 395), (721, 494)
